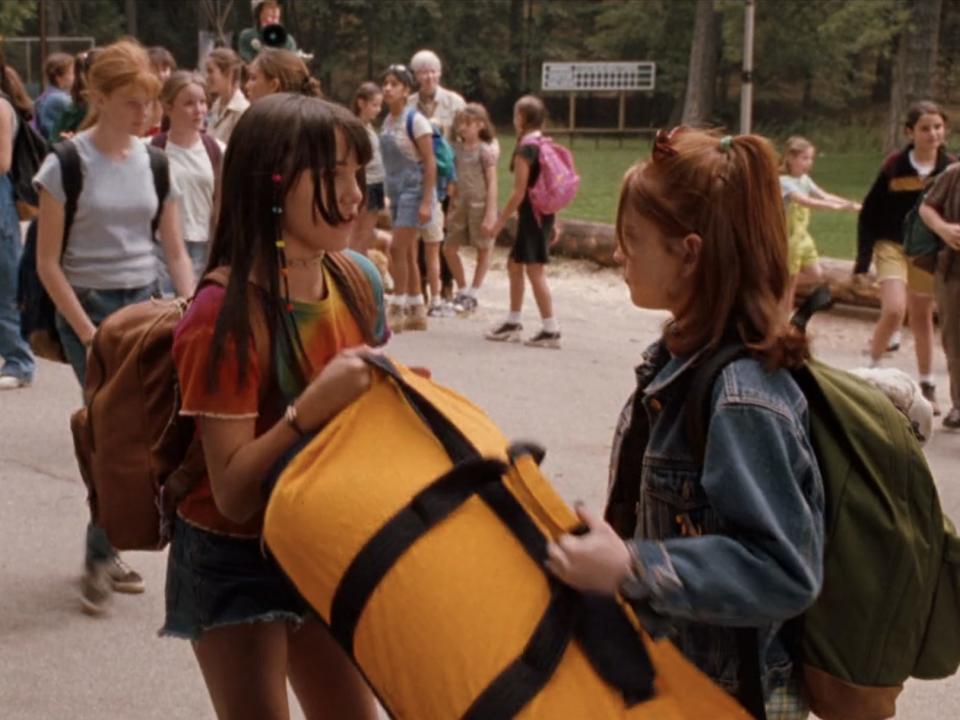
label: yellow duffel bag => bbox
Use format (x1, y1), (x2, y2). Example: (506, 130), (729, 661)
(263, 355), (748, 720)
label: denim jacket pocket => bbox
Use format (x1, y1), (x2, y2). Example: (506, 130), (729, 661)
(640, 460), (722, 542)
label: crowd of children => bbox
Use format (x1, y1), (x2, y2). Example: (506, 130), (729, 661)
(1, 7), (959, 718)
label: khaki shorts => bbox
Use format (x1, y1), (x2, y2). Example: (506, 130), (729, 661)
(874, 240), (935, 294)
(447, 199), (494, 250)
(419, 199), (444, 244)
(787, 231), (819, 276)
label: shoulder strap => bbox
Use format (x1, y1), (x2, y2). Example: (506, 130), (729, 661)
(51, 140), (83, 250)
(684, 343), (750, 467)
(146, 144), (171, 238)
(405, 109), (415, 144)
(150, 132), (168, 150)
(200, 132), (223, 175)
(323, 251), (381, 346)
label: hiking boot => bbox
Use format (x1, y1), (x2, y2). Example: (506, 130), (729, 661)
(920, 382), (942, 417)
(524, 330), (562, 350)
(0, 375), (31, 390)
(944, 407), (960, 430)
(387, 304), (404, 334)
(107, 555), (145, 594)
(404, 304), (428, 331)
(485, 322), (523, 343)
(80, 562), (112, 616)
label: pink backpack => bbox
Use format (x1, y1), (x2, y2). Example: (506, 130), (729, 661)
(520, 134), (580, 224)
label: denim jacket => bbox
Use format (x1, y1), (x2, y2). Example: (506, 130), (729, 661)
(610, 340), (825, 696)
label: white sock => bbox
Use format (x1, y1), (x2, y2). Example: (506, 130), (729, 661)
(390, 295), (407, 308)
(542, 317), (559, 333)
(890, 330), (902, 345)
(407, 294), (424, 307)
(464, 286), (478, 298)
(507, 311), (522, 324)
(919, 374), (935, 385)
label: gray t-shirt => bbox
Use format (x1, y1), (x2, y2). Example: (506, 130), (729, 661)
(33, 131), (177, 290)
(365, 123), (385, 184)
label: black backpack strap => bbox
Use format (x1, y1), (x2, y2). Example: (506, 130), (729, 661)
(146, 144), (171, 238)
(149, 132), (168, 150)
(51, 139), (83, 251)
(684, 343), (751, 466)
(736, 628), (767, 720)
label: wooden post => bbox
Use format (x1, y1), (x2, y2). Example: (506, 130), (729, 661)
(618, 90), (626, 148)
(740, 0), (756, 134)
(568, 91), (576, 147)
(38, 0), (48, 89)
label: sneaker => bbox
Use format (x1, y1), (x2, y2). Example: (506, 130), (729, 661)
(404, 304), (428, 331)
(427, 300), (458, 318)
(80, 562), (112, 615)
(387, 304), (404, 334)
(524, 330), (562, 349)
(886, 339), (901, 353)
(485, 322), (523, 343)
(0, 374), (30, 390)
(454, 293), (478, 314)
(920, 382), (942, 417)
(944, 407), (960, 430)
(107, 555), (145, 594)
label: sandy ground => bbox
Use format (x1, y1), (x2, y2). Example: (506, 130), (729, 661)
(0, 249), (957, 718)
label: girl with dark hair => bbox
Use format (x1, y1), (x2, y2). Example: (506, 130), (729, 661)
(544, 129), (824, 719)
(165, 92), (385, 719)
(51, 49), (99, 141)
(856, 101), (953, 414)
(380, 64), (436, 332)
(0, 57), (36, 390)
(350, 81), (385, 253)
(487, 95), (560, 348)
(205, 47), (249, 145)
(245, 48), (322, 102)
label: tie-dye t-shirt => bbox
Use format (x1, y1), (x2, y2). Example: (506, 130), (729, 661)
(172, 255), (387, 537)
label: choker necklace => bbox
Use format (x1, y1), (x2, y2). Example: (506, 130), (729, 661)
(285, 251), (326, 268)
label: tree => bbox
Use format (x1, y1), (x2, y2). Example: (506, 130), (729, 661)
(682, 0), (718, 125)
(886, 0), (943, 150)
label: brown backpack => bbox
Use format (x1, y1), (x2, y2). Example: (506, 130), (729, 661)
(71, 252), (383, 551)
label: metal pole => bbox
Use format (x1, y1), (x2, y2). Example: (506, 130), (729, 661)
(740, 0), (755, 134)
(39, 0), (48, 89)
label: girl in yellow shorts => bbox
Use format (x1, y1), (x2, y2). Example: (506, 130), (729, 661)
(779, 136), (861, 311)
(856, 101), (954, 414)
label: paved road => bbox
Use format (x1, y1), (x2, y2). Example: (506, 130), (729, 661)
(1, 255), (957, 718)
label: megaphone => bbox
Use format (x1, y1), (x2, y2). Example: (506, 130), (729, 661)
(260, 23), (288, 48)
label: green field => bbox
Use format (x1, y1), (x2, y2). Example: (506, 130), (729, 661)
(495, 133), (881, 261)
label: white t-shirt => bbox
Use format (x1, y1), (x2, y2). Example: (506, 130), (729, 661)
(365, 124), (385, 184)
(780, 173), (821, 203)
(909, 150), (935, 178)
(165, 137), (224, 243)
(33, 130), (181, 290)
(381, 110), (432, 163)
(408, 86), (466, 141)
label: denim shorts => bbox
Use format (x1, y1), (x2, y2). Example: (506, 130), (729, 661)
(367, 182), (385, 212)
(160, 517), (309, 641)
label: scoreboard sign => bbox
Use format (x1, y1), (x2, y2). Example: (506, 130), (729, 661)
(541, 62), (656, 92)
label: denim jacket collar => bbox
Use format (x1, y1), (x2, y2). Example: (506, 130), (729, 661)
(635, 339), (711, 398)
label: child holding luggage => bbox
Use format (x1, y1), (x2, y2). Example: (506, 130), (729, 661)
(487, 95), (560, 348)
(33, 39), (194, 614)
(779, 136), (860, 311)
(165, 93), (385, 719)
(856, 101), (953, 413)
(545, 129), (825, 719)
(444, 103), (499, 313)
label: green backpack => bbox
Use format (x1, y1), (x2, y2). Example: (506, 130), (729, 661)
(684, 296), (960, 720)
(903, 192), (942, 272)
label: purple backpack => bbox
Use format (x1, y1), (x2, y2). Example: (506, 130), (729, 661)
(519, 134), (580, 224)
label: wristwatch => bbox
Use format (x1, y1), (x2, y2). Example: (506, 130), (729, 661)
(284, 403), (307, 437)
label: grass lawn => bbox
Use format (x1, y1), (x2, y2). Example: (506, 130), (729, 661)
(494, 132), (882, 261)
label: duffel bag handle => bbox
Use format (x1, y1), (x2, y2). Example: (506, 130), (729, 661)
(362, 353), (482, 465)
